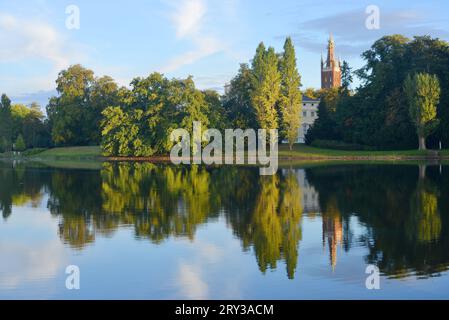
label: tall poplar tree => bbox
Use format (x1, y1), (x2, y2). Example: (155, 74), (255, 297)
(404, 72), (441, 150)
(279, 37), (302, 150)
(251, 43), (281, 133)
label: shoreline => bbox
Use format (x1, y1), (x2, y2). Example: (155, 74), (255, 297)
(2, 145), (449, 163)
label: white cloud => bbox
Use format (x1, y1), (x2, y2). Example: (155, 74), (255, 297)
(0, 13), (80, 69)
(0, 241), (66, 290)
(0, 13), (86, 95)
(171, 0), (206, 39)
(162, 0), (224, 73)
(177, 263), (209, 299)
(162, 36), (222, 73)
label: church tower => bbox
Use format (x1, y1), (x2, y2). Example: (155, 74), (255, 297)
(321, 35), (341, 89)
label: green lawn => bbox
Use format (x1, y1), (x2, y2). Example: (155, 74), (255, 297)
(1, 144), (447, 161)
(31, 146), (102, 159)
(279, 144), (434, 158)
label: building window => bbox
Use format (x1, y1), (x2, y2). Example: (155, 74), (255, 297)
(303, 111), (307, 117)
(311, 112), (315, 117)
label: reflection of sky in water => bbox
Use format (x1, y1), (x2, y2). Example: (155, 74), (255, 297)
(1, 165), (449, 299)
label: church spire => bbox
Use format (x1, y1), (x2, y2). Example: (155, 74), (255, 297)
(321, 34), (342, 89)
(326, 34), (336, 69)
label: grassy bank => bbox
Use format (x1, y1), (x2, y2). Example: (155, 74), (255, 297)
(35, 146), (102, 158)
(1, 145), (448, 162)
(0, 146), (102, 160)
(278, 144), (440, 159)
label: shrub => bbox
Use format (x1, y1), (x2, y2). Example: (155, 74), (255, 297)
(14, 135), (26, 152)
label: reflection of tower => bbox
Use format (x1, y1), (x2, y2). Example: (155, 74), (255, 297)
(322, 215), (343, 270)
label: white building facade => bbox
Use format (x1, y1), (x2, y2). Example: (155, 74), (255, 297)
(298, 95), (320, 143)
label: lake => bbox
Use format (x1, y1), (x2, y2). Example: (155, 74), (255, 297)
(1, 161), (449, 299)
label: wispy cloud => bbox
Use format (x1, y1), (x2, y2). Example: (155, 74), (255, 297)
(177, 263), (209, 299)
(0, 13), (87, 95)
(283, 8), (449, 57)
(161, 0), (224, 73)
(171, 0), (206, 38)
(0, 13), (82, 70)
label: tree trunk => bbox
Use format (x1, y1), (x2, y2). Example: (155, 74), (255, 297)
(419, 136), (427, 151)
(419, 164), (427, 180)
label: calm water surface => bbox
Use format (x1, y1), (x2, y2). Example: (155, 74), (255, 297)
(1, 161), (449, 299)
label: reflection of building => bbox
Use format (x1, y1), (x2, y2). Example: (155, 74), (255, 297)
(321, 35), (341, 89)
(288, 169), (345, 270)
(293, 169), (320, 214)
(298, 95), (320, 143)
(322, 216), (343, 270)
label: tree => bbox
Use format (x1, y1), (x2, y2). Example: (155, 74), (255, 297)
(14, 134), (26, 152)
(304, 88), (319, 99)
(47, 64), (116, 146)
(404, 73), (440, 150)
(279, 37), (302, 150)
(11, 103), (51, 149)
(251, 44), (281, 133)
(340, 60), (353, 92)
(101, 73), (210, 157)
(88, 76), (120, 143)
(0, 94), (12, 152)
(0, 137), (9, 154)
(305, 88), (341, 144)
(47, 65), (95, 146)
(23, 103), (51, 148)
(203, 90), (228, 131)
(223, 64), (256, 129)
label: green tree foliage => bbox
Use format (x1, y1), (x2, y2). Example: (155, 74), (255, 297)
(305, 88), (340, 144)
(409, 176), (442, 243)
(340, 60), (353, 92)
(11, 103), (50, 148)
(222, 64), (257, 129)
(203, 90), (228, 130)
(47, 65), (119, 146)
(304, 88), (319, 99)
(88, 76), (120, 143)
(404, 73), (441, 150)
(14, 134), (26, 152)
(101, 73), (210, 157)
(251, 43), (281, 131)
(279, 37), (302, 150)
(0, 94), (12, 152)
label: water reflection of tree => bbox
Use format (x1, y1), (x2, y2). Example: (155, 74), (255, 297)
(101, 163), (218, 243)
(2, 162), (304, 279)
(0, 162), (46, 220)
(257, 173), (302, 279)
(306, 165), (449, 278)
(409, 177), (441, 243)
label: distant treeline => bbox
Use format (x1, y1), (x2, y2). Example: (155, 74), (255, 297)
(0, 37), (305, 155)
(1, 34), (447, 154)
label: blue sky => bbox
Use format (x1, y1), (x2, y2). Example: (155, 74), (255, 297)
(1, 0), (448, 108)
